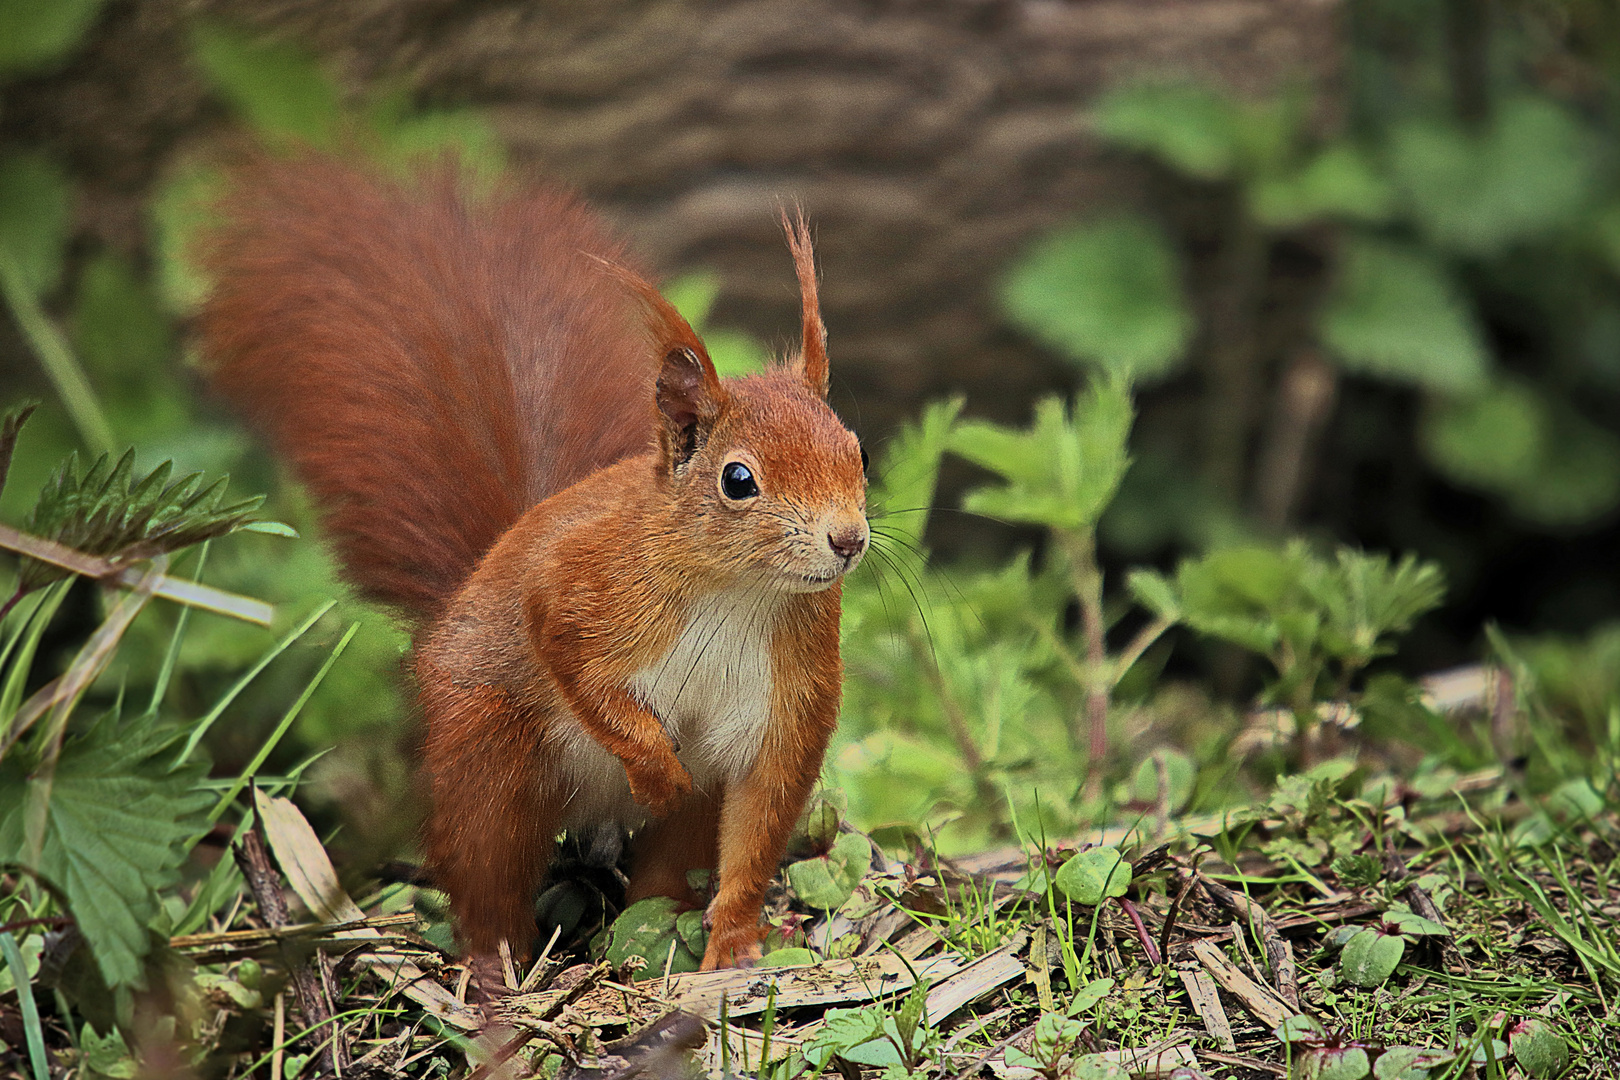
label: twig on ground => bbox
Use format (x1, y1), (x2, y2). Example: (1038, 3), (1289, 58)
(1198, 874), (1299, 1008)
(235, 826), (351, 1077)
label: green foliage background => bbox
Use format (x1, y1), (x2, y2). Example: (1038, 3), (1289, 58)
(4, 0), (1620, 862)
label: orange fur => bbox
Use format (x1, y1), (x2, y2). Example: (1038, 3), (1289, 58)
(197, 154), (868, 973)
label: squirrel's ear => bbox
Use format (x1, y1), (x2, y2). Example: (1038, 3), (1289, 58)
(656, 347), (725, 471)
(783, 209), (829, 398)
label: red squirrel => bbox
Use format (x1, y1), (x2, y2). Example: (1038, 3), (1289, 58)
(197, 154), (868, 972)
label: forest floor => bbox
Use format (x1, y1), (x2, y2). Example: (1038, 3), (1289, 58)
(96, 754), (1617, 1080)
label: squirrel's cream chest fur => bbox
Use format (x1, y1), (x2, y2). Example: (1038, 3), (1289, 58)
(555, 585), (779, 829)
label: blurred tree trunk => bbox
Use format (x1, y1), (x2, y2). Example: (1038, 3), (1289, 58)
(1, 0), (1340, 546)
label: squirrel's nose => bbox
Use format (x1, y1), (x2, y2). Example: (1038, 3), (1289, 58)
(828, 526), (867, 560)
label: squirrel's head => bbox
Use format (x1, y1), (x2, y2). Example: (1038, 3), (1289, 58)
(617, 213), (868, 592)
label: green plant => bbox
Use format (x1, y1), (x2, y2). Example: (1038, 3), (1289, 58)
(0, 411), (354, 1043)
(1129, 542), (1446, 751)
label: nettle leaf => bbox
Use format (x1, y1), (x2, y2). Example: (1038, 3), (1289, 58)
(803, 1008), (886, 1068)
(1053, 846), (1131, 905)
(1093, 83), (1251, 181)
(1001, 215), (1192, 382)
(953, 380), (1133, 532)
(1421, 380), (1620, 527)
(785, 830), (872, 910)
(1319, 237), (1488, 394)
(602, 897), (701, 979)
(1389, 95), (1594, 256)
(19, 449), (263, 593)
(1251, 143), (1395, 227)
(0, 712), (211, 988)
(1338, 926), (1405, 987)
(1306, 550), (1445, 665)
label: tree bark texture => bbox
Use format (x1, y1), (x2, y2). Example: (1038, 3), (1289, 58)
(1, 0), (1340, 466)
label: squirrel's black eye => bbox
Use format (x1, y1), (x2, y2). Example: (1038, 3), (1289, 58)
(859, 446), (869, 473)
(721, 461), (759, 500)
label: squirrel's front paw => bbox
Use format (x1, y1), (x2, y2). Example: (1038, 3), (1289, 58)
(627, 760), (692, 817)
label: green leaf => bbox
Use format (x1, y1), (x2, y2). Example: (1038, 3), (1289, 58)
(372, 107), (507, 180)
(1503, 414), (1620, 526)
(1386, 912), (1449, 939)
(1389, 96), (1594, 256)
(1338, 927), (1404, 987)
(1001, 216), (1192, 381)
(1421, 381), (1620, 526)
(1509, 1018), (1570, 1079)
(665, 272), (721, 328)
(149, 161), (226, 314)
(1093, 84), (1248, 181)
(1125, 569), (1181, 622)
(1251, 143), (1395, 227)
(1067, 977), (1114, 1015)
(19, 448), (264, 593)
(953, 380), (1133, 532)
(869, 397), (963, 554)
(756, 947), (815, 968)
(1070, 1055), (1130, 1080)
(785, 831), (871, 910)
(1053, 846), (1131, 905)
(603, 897), (701, 979)
(1420, 381), (1544, 491)
(0, 0), (109, 73)
(1275, 1014), (1327, 1043)
(1373, 1046), (1455, 1080)
(0, 151), (72, 296)
(0, 712), (212, 988)
(1299, 1047), (1371, 1080)
(1320, 237), (1488, 394)
(803, 1009), (889, 1070)
(662, 271), (768, 377)
(189, 23), (342, 145)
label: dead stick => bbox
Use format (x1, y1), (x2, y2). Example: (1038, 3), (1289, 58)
(1197, 875), (1298, 1009)
(236, 828), (351, 1076)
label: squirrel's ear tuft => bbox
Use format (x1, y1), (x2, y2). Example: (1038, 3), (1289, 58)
(595, 257), (728, 471)
(783, 209), (829, 398)
(593, 256), (714, 367)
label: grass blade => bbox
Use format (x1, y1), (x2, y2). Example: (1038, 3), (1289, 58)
(208, 620), (360, 822)
(0, 247), (115, 456)
(172, 599), (337, 769)
(1, 932), (48, 1080)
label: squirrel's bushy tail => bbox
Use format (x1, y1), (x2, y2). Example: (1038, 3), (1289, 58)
(197, 154), (657, 619)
